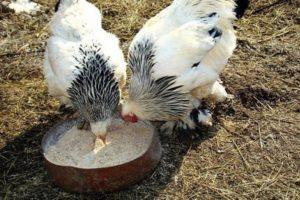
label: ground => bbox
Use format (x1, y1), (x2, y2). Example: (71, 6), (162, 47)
(0, 0), (299, 199)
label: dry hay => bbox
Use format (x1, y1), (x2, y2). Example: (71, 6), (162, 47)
(0, 0), (299, 199)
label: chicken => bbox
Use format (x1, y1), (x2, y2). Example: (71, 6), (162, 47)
(122, 0), (248, 132)
(43, 0), (126, 145)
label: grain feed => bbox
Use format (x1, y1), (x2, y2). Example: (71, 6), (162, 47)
(45, 119), (154, 168)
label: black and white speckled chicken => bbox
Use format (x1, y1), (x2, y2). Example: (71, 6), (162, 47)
(43, 0), (126, 145)
(121, 0), (249, 133)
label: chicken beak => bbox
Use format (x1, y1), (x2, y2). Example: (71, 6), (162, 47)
(93, 134), (107, 153)
(90, 121), (110, 148)
(96, 134), (107, 145)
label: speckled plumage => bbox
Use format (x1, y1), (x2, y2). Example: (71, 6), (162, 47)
(43, 0), (126, 138)
(68, 44), (120, 122)
(128, 39), (190, 121)
(123, 0), (248, 130)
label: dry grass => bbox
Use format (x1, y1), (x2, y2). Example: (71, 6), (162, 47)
(0, 0), (299, 199)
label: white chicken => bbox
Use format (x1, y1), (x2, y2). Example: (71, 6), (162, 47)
(122, 0), (248, 132)
(43, 0), (126, 145)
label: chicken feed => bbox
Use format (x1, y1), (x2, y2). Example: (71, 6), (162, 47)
(44, 119), (154, 168)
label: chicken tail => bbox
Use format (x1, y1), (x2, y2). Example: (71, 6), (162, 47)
(54, 0), (80, 12)
(234, 0), (249, 19)
(54, 0), (61, 12)
(172, 0), (236, 22)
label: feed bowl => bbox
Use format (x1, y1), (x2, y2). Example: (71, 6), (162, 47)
(41, 119), (162, 193)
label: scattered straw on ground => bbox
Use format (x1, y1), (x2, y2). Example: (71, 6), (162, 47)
(0, 0), (299, 199)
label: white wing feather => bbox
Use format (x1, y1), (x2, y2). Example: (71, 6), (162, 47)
(152, 15), (220, 79)
(131, 0), (237, 97)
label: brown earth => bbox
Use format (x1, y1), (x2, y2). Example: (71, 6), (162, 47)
(0, 0), (299, 199)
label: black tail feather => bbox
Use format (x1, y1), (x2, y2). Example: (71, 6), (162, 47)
(234, 0), (249, 19)
(55, 0), (61, 12)
(169, 106), (212, 139)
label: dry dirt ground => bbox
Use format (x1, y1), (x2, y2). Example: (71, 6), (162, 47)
(0, 0), (299, 199)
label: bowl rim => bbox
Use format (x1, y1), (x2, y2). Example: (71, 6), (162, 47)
(41, 118), (157, 170)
